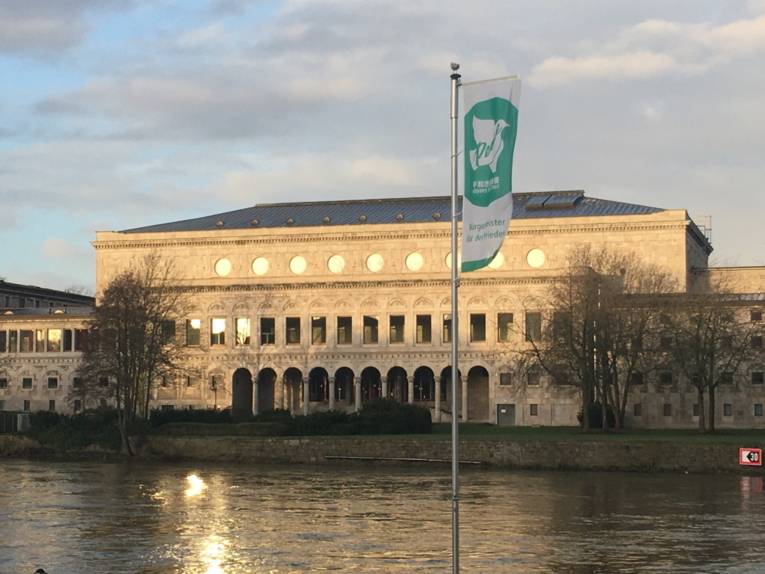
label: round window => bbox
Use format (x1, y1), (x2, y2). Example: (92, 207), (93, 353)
(526, 248), (546, 268)
(366, 253), (384, 273)
(405, 252), (424, 271)
(251, 257), (269, 276)
(289, 256), (308, 274)
(327, 255), (346, 274)
(214, 258), (232, 277)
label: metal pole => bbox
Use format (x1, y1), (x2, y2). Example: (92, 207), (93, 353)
(449, 61), (461, 574)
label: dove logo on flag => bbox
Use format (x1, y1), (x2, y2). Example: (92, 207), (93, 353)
(469, 116), (510, 173)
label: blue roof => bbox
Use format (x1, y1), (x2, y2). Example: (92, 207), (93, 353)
(122, 190), (663, 234)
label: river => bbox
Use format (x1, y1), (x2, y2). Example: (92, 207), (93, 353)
(1, 460), (764, 573)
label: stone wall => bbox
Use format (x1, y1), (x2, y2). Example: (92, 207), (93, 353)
(141, 435), (765, 473)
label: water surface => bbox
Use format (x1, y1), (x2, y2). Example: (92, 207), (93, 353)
(1, 460), (764, 573)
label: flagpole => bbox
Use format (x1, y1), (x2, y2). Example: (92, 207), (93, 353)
(449, 61), (461, 574)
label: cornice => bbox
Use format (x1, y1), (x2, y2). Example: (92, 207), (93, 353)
(93, 220), (687, 251)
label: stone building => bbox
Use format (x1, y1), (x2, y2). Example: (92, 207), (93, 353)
(0, 280), (93, 310)
(1, 190), (763, 427)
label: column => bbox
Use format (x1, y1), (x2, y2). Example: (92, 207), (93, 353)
(281, 378), (288, 410)
(287, 381), (294, 415)
(407, 376), (414, 404)
(303, 378), (309, 416)
(381, 376), (388, 399)
(253, 379), (259, 416)
(461, 376), (468, 422)
(329, 377), (336, 410)
(354, 376), (362, 412)
(435, 377), (442, 422)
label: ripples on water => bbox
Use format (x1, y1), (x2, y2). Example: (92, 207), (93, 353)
(1, 460), (764, 573)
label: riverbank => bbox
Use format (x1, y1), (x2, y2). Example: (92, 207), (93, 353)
(4, 427), (765, 473)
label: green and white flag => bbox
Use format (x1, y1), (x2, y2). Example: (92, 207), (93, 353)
(461, 76), (520, 272)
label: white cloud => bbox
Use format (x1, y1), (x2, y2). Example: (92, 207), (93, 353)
(529, 51), (677, 88)
(530, 12), (765, 88)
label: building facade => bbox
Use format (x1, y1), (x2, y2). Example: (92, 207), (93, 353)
(1, 190), (763, 427)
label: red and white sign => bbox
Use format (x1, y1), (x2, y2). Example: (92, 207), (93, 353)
(739, 448), (762, 466)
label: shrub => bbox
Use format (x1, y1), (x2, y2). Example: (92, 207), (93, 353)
(354, 399), (432, 435)
(292, 410), (353, 436)
(149, 408), (232, 427)
(27, 408), (122, 451)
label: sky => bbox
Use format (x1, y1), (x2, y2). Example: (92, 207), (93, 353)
(1, 0), (765, 292)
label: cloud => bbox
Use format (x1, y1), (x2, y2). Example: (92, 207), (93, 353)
(530, 12), (765, 87)
(42, 238), (87, 260)
(0, 1), (129, 56)
(529, 52), (677, 88)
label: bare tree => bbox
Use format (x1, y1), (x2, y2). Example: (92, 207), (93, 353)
(74, 255), (187, 454)
(667, 287), (763, 432)
(524, 246), (675, 431)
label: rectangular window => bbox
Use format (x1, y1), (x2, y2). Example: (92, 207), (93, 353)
(23, 400), (30, 411)
(755, 404), (763, 417)
(260, 318), (275, 345)
(235, 318), (251, 346)
(527, 369), (541, 387)
(752, 371), (764, 385)
(161, 320), (176, 341)
(35, 330), (45, 352)
(721, 372), (734, 385)
(660, 335), (673, 351)
(48, 400), (56, 412)
(629, 372), (644, 386)
(9, 330), (17, 353)
(286, 317), (301, 345)
(185, 376), (195, 387)
(22, 377), (32, 389)
(416, 315), (432, 344)
(752, 310), (763, 322)
(499, 372), (512, 386)
(19, 330), (34, 353)
(529, 404), (538, 416)
(311, 317), (326, 345)
(470, 314), (486, 342)
(0, 331), (6, 353)
(663, 403), (672, 417)
(74, 399), (82, 412)
(443, 314), (452, 344)
(98, 376), (109, 387)
(74, 329), (88, 351)
(47, 329), (62, 353)
(210, 374), (223, 390)
(210, 318), (226, 346)
(525, 312), (542, 342)
(659, 371), (673, 386)
(63, 329), (73, 352)
(633, 403), (642, 417)
(693, 403), (700, 417)
(337, 316), (352, 345)
(185, 319), (201, 346)
(723, 403), (733, 417)
(497, 313), (513, 342)
(752, 335), (763, 349)
(47, 377), (58, 389)
(363, 316), (378, 344)
(389, 315), (405, 344)
(0, 378), (7, 389)
(73, 377), (83, 389)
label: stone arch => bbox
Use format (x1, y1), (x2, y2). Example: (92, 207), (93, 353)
(467, 365), (490, 422)
(232, 302), (250, 314)
(439, 366), (463, 418)
(413, 366), (435, 402)
(283, 367), (303, 413)
(360, 297), (380, 308)
(208, 302), (226, 313)
(334, 366), (355, 405)
(413, 297), (434, 308)
(466, 295), (488, 308)
(387, 366), (408, 402)
(257, 368), (277, 413)
(232, 367), (253, 420)
(360, 366), (382, 403)
(308, 367), (329, 403)
(388, 298), (406, 309)
(309, 298), (327, 310)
